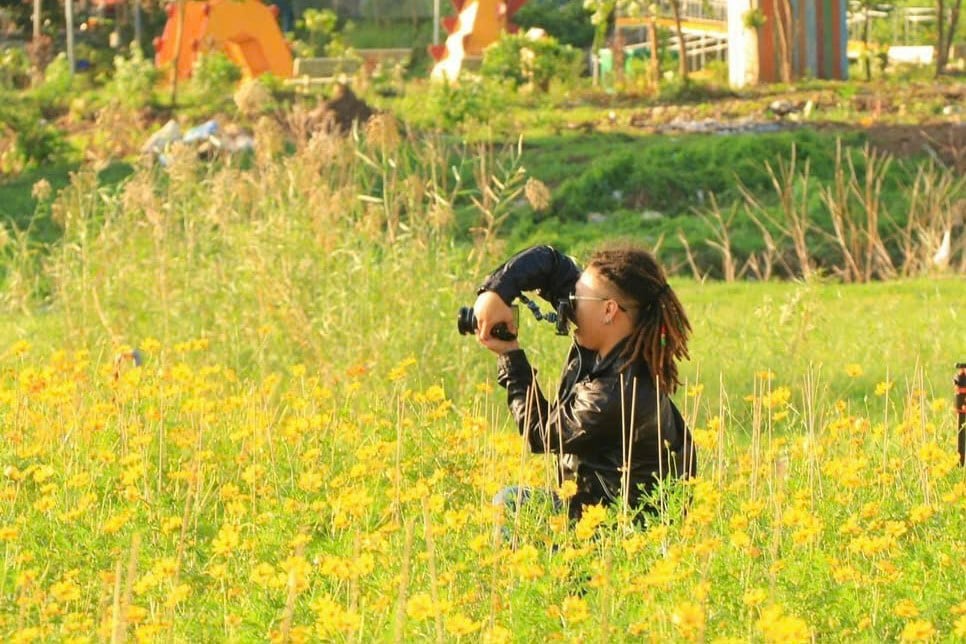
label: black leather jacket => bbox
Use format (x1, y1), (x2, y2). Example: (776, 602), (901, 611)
(481, 246), (696, 520)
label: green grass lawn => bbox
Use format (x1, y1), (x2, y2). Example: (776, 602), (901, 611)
(0, 161), (133, 243)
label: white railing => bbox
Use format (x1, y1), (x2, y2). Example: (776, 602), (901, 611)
(651, 0), (728, 22)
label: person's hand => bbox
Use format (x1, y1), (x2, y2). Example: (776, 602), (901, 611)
(473, 290), (520, 355)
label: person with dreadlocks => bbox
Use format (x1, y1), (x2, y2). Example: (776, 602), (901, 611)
(473, 244), (696, 523)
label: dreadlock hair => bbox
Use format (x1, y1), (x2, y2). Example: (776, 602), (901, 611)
(587, 245), (691, 394)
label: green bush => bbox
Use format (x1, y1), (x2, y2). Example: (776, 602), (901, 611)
(480, 33), (582, 92)
(189, 51), (242, 98)
(0, 93), (71, 170)
(512, 0), (595, 49)
(424, 74), (507, 129)
(293, 8), (352, 57)
(549, 130), (873, 220)
(32, 53), (74, 111)
(108, 44), (159, 109)
(0, 47), (30, 90)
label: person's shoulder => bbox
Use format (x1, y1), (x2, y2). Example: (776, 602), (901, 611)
(621, 360), (657, 390)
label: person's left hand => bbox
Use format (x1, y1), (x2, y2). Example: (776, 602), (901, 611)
(478, 333), (520, 355)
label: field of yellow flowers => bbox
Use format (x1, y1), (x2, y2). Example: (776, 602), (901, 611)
(1, 122), (964, 641)
(1, 336), (964, 642)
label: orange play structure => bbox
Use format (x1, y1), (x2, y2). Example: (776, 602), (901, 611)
(429, 0), (528, 82)
(154, 0), (293, 80)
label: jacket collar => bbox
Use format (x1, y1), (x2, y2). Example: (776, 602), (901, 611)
(590, 336), (632, 376)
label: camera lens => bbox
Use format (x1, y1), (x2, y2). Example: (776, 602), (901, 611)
(457, 306), (476, 335)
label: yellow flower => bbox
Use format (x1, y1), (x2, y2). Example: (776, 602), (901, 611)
(250, 562), (282, 589)
(164, 583), (191, 609)
(50, 579), (81, 603)
(561, 595), (589, 624)
(161, 516), (182, 535)
(953, 615), (966, 638)
(907, 504), (934, 525)
(756, 605), (810, 643)
(445, 613), (481, 636)
(482, 625), (512, 644)
(212, 524), (241, 557)
(628, 620), (650, 636)
(388, 356), (417, 382)
(574, 503), (607, 539)
(421, 384), (446, 403)
(508, 544), (543, 580)
(743, 588), (768, 607)
(672, 602), (706, 641)
(8, 339), (31, 357)
(281, 555), (311, 593)
(406, 592), (435, 621)
(874, 381), (893, 396)
(893, 599), (920, 618)
(312, 595), (360, 636)
(557, 480), (577, 500)
(844, 363), (863, 377)
(763, 386), (791, 409)
(692, 427), (718, 451)
(899, 620), (935, 641)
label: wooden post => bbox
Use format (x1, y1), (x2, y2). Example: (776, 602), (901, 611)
(33, 0), (41, 40)
(649, 9), (660, 87)
(170, 0), (186, 106)
(134, 0), (143, 48)
(65, 0), (76, 76)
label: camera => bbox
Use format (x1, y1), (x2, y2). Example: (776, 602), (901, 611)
(457, 306), (517, 340)
(458, 295), (576, 340)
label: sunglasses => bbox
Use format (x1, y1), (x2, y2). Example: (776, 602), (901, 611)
(568, 293), (628, 312)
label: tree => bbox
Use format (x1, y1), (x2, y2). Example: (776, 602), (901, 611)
(584, 0), (689, 82)
(666, 0), (689, 82)
(514, 0), (595, 48)
(936, 0), (962, 75)
(772, 0), (794, 82)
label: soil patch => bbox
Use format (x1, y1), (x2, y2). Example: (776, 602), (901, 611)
(864, 122), (964, 173)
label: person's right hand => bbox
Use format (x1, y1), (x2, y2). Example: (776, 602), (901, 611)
(473, 291), (518, 352)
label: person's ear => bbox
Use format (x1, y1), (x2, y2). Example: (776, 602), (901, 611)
(604, 301), (616, 325)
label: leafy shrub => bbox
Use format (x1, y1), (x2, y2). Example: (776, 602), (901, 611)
(0, 93), (70, 171)
(293, 8), (352, 57)
(424, 74), (507, 129)
(513, 0), (595, 49)
(108, 44), (159, 109)
(481, 33), (582, 92)
(189, 51), (242, 98)
(0, 47), (30, 90)
(32, 53), (74, 110)
(550, 130), (869, 220)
